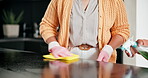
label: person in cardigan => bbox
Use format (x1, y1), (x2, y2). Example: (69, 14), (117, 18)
(40, 0), (130, 63)
(125, 39), (148, 57)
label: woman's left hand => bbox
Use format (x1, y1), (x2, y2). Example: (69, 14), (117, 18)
(97, 45), (113, 62)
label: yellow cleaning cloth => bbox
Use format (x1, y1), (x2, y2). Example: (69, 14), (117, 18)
(43, 53), (79, 61)
(43, 58), (79, 64)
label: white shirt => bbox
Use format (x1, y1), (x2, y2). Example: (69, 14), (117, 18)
(70, 0), (99, 47)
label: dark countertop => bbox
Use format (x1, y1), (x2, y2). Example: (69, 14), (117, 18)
(0, 38), (123, 63)
(0, 38), (48, 54)
(0, 48), (148, 78)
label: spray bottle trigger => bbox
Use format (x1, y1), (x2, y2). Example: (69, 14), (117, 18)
(120, 46), (133, 57)
(132, 42), (138, 48)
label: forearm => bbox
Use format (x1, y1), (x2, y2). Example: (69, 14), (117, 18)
(46, 36), (57, 44)
(108, 35), (124, 50)
(97, 35), (124, 62)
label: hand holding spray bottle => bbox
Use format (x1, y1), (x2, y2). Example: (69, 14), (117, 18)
(121, 37), (148, 60)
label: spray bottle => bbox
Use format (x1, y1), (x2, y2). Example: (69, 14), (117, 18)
(121, 37), (148, 60)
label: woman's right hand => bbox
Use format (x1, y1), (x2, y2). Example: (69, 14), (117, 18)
(48, 41), (72, 58)
(50, 46), (72, 58)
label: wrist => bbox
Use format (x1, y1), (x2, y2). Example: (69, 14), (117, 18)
(102, 45), (113, 55)
(48, 41), (60, 50)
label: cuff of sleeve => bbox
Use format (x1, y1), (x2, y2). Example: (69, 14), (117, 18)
(48, 41), (60, 50)
(102, 45), (113, 55)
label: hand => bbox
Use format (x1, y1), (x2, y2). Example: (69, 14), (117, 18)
(97, 45), (113, 62)
(124, 39), (143, 57)
(125, 46), (138, 57)
(48, 41), (72, 58)
(136, 39), (144, 46)
(97, 50), (110, 62)
(50, 46), (72, 58)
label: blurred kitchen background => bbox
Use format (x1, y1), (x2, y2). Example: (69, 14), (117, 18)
(0, 0), (148, 68)
(0, 0), (51, 38)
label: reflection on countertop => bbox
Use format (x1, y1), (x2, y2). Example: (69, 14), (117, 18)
(0, 49), (148, 78)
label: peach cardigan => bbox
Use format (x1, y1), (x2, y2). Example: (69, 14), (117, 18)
(40, 0), (130, 63)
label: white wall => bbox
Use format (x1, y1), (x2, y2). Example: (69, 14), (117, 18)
(136, 0), (148, 39)
(136, 0), (148, 68)
(124, 0), (136, 66)
(124, 0), (136, 39)
(124, 0), (148, 68)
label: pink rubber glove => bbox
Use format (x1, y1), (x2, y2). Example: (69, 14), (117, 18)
(97, 45), (113, 62)
(50, 46), (71, 58)
(97, 50), (110, 62)
(48, 41), (71, 58)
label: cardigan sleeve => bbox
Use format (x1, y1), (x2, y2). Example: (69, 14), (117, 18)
(39, 0), (59, 43)
(111, 0), (130, 42)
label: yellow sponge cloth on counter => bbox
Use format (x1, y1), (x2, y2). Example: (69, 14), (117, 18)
(43, 53), (79, 61)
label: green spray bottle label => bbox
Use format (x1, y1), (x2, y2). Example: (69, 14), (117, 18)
(132, 42), (148, 60)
